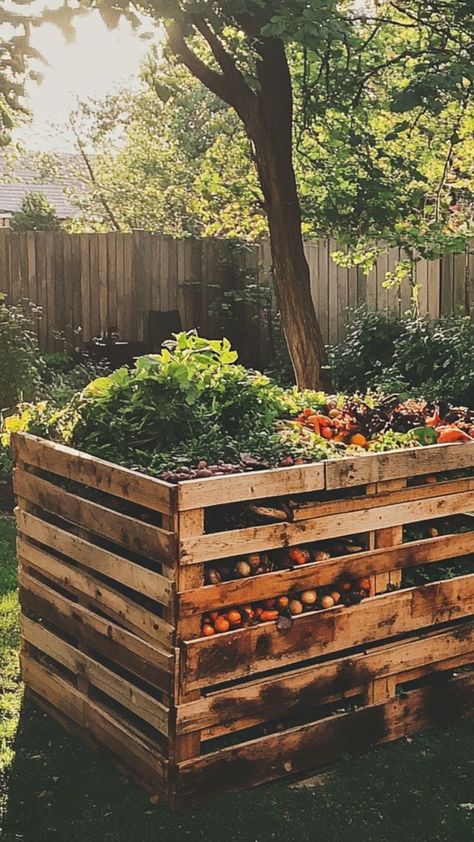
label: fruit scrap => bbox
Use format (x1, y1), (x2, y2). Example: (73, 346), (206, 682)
(200, 575), (373, 636)
(437, 426), (473, 444)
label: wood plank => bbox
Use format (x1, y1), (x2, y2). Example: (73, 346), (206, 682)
(453, 250), (467, 313)
(177, 463), (325, 511)
(428, 256), (441, 318)
(0, 230), (10, 296)
(325, 441), (474, 490)
(441, 250), (454, 315)
(21, 654), (167, 783)
(177, 530), (474, 617)
(328, 238), (338, 345)
(79, 234), (92, 339)
(89, 233), (100, 338)
(13, 432), (176, 516)
(13, 467), (176, 563)
(18, 540), (174, 647)
(19, 568), (173, 690)
(123, 233), (133, 338)
(317, 237), (329, 343)
(293, 475), (474, 520)
(98, 233), (109, 333)
(22, 616), (170, 736)
(175, 672), (474, 803)
(180, 488), (474, 564)
(180, 575), (474, 690)
(16, 509), (173, 607)
(176, 622), (474, 736)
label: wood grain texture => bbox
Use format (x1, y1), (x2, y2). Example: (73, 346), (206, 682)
(176, 621), (474, 737)
(180, 575), (474, 690)
(19, 568), (174, 692)
(180, 487), (474, 563)
(13, 468), (176, 565)
(22, 616), (170, 736)
(177, 530), (474, 617)
(13, 433), (176, 516)
(17, 509), (173, 607)
(174, 672), (474, 805)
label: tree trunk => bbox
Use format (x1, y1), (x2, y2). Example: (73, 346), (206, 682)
(245, 37), (329, 389)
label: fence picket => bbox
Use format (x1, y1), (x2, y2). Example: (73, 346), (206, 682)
(0, 231), (471, 367)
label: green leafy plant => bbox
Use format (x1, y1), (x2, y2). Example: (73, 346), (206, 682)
(330, 310), (474, 405)
(329, 307), (404, 394)
(10, 191), (61, 232)
(0, 297), (42, 409)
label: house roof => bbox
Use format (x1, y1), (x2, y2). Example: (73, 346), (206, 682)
(0, 153), (82, 219)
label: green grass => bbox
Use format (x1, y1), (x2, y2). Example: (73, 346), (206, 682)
(0, 518), (21, 800)
(0, 517), (473, 842)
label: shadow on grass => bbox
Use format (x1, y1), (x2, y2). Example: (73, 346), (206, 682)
(2, 695), (474, 842)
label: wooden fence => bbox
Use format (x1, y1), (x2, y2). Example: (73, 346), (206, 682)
(0, 230), (473, 365)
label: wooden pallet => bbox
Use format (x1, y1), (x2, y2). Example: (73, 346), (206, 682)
(13, 433), (474, 808)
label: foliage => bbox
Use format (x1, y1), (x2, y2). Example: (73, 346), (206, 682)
(0, 297), (42, 408)
(10, 191), (61, 232)
(0, 2), (41, 144)
(53, 2), (474, 272)
(329, 307), (404, 394)
(69, 332), (292, 471)
(330, 308), (474, 406)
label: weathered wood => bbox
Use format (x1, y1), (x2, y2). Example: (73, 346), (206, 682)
(325, 441), (474, 490)
(293, 475), (474, 521)
(180, 487), (474, 564)
(13, 468), (176, 565)
(21, 654), (167, 784)
(180, 575), (474, 691)
(22, 616), (170, 736)
(14, 430), (474, 809)
(177, 463), (325, 510)
(177, 530), (474, 617)
(13, 433), (176, 515)
(18, 540), (174, 648)
(19, 568), (174, 692)
(174, 672), (474, 804)
(176, 621), (474, 737)
(16, 510), (173, 607)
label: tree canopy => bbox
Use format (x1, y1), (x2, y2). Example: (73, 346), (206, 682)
(10, 191), (61, 231)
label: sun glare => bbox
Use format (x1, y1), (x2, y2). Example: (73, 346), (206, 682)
(14, 4), (162, 151)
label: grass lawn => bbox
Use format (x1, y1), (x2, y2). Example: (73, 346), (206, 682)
(0, 514), (473, 842)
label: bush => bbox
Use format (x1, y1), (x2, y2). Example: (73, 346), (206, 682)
(329, 307), (404, 393)
(0, 298), (42, 409)
(330, 308), (474, 405)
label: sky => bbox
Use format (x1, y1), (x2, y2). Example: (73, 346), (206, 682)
(13, 4), (161, 151)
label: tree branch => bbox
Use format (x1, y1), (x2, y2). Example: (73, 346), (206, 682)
(166, 21), (256, 122)
(69, 117), (122, 231)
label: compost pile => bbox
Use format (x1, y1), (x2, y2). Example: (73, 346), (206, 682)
(8, 333), (474, 480)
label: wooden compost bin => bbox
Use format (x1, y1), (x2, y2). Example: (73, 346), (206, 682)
(13, 432), (474, 809)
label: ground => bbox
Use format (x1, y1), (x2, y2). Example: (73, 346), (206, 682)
(0, 515), (473, 842)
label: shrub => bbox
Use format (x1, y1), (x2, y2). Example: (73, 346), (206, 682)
(330, 309), (474, 405)
(328, 306), (403, 393)
(0, 298), (42, 409)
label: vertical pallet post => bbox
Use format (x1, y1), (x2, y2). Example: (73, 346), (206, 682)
(171, 508), (205, 772)
(367, 479), (407, 593)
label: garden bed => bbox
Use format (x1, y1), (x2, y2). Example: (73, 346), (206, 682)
(13, 432), (474, 809)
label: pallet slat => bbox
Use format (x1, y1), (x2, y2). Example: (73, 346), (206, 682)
(16, 510), (173, 608)
(19, 569), (174, 692)
(21, 655), (167, 785)
(180, 488), (474, 563)
(175, 672), (474, 805)
(18, 540), (174, 647)
(181, 575), (474, 691)
(178, 530), (474, 616)
(325, 441), (474, 490)
(13, 433), (176, 515)
(176, 622), (474, 737)
(14, 468), (176, 565)
(22, 616), (170, 737)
